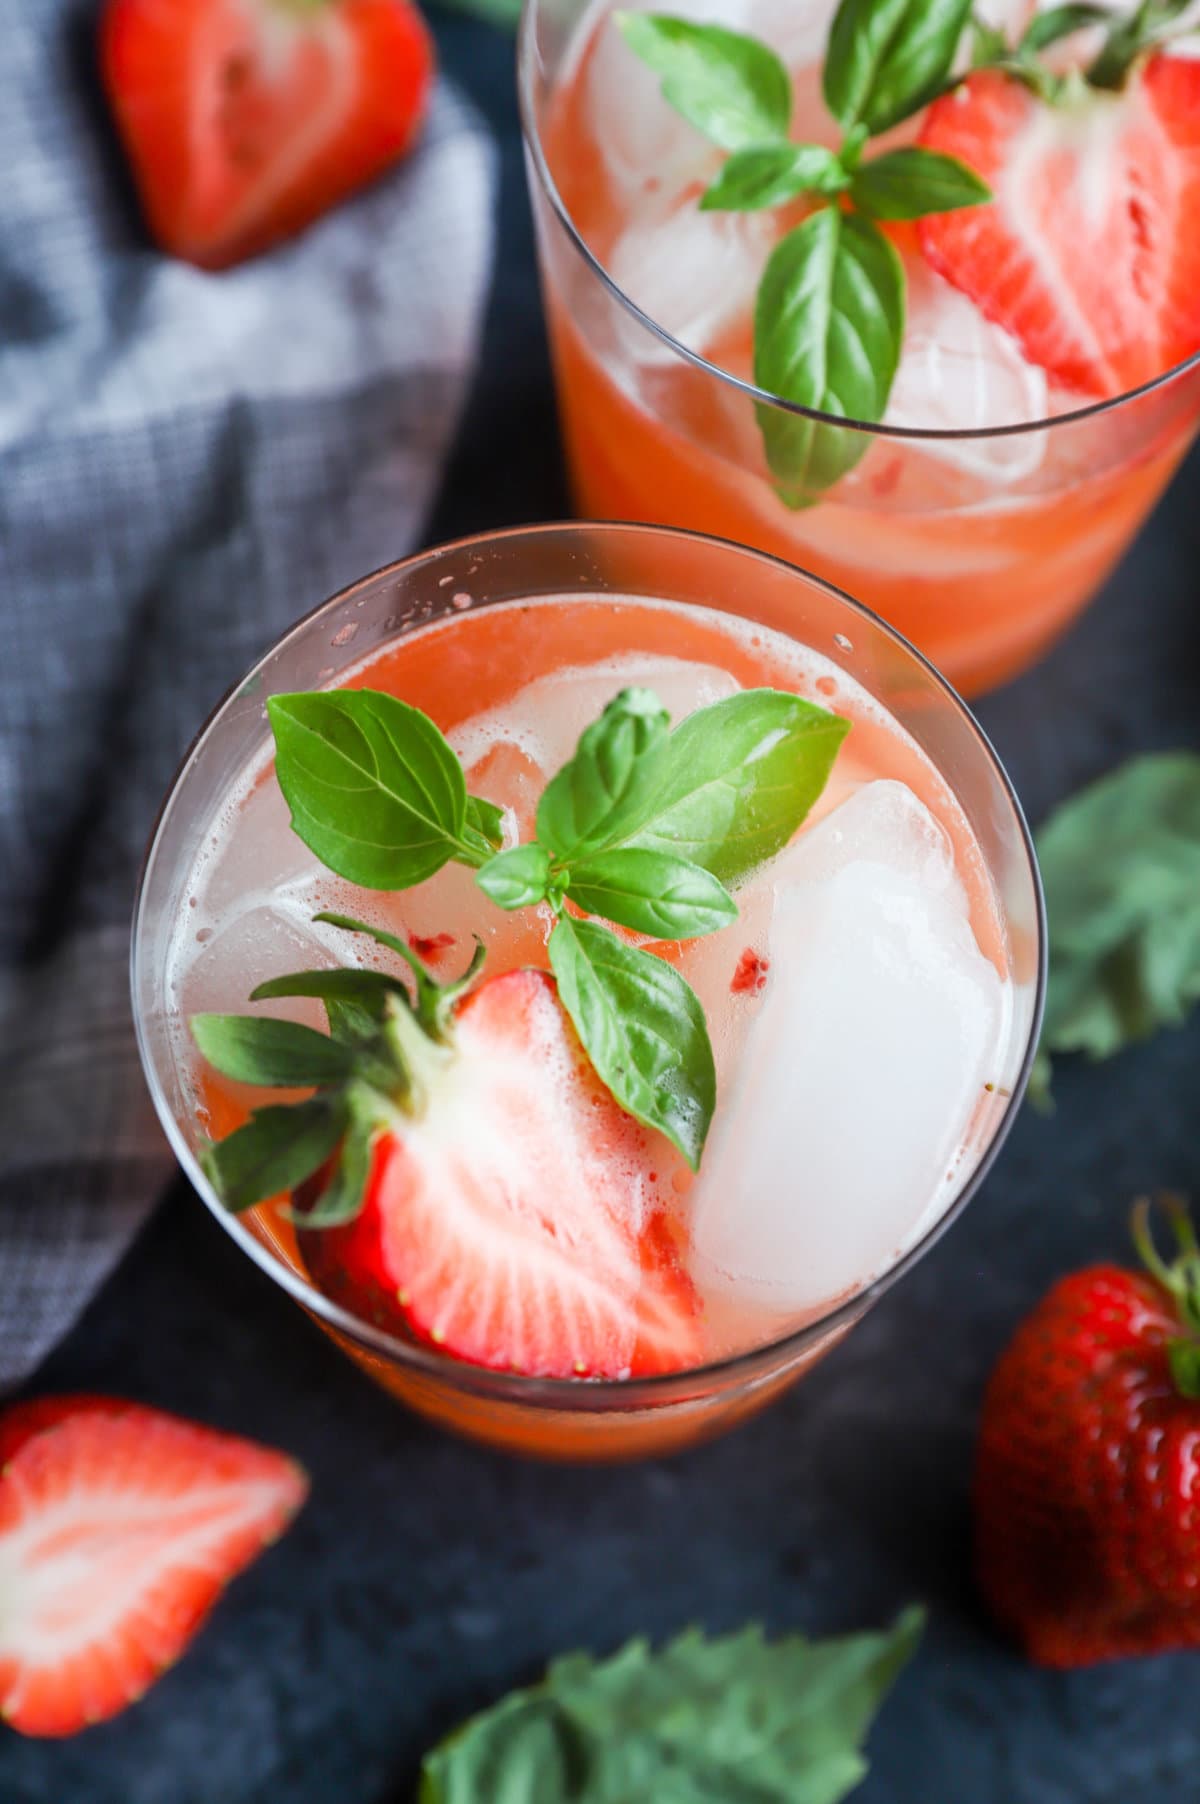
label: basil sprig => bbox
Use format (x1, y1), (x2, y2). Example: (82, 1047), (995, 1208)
(196, 680), (849, 1193)
(617, 0), (989, 503)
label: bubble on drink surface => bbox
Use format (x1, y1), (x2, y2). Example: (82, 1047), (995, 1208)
(688, 780), (1009, 1314)
(883, 257), (1049, 481)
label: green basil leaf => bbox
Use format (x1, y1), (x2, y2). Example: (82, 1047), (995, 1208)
(1034, 752), (1200, 1100)
(754, 208), (903, 501)
(191, 1013), (356, 1088)
(465, 793), (506, 853)
(537, 687), (671, 861)
(615, 13), (792, 151)
(420, 1607), (924, 1803)
(549, 916), (715, 1169)
(267, 691), (475, 890)
(850, 146), (990, 219)
(477, 843), (552, 910)
(628, 689), (850, 887)
(567, 849), (737, 939)
(1019, 2), (1108, 50)
(824, 0), (974, 133)
(700, 142), (848, 212)
(200, 1097), (345, 1214)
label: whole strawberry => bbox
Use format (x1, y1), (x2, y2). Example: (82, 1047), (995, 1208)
(976, 1198), (1200, 1667)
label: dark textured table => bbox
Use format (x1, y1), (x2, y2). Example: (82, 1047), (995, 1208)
(5, 14), (1200, 1803)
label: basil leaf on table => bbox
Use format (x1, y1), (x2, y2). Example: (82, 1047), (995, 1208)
(536, 686), (671, 861)
(614, 13), (793, 149)
(850, 146), (991, 219)
(753, 208), (904, 502)
(267, 691), (477, 890)
(1033, 752), (1200, 1102)
(420, 1608), (924, 1804)
(701, 142), (848, 212)
(627, 688), (852, 886)
(549, 914), (716, 1168)
(200, 1098), (346, 1214)
(190, 1013), (357, 1088)
(824, 0), (974, 134)
(566, 848), (738, 939)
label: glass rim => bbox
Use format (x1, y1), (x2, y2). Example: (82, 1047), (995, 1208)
(515, 0), (1200, 445)
(131, 519), (1047, 1413)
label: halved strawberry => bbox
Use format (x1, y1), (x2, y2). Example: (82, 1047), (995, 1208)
(0, 1398), (307, 1737)
(300, 968), (703, 1380)
(918, 57), (1200, 397)
(100, 0), (434, 270)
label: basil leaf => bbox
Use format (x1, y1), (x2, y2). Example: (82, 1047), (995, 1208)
(615, 13), (792, 151)
(850, 146), (990, 219)
(420, 1608), (924, 1803)
(191, 1013), (356, 1088)
(1033, 753), (1200, 1101)
(567, 849), (737, 939)
(477, 843), (552, 910)
(465, 793), (505, 853)
(549, 916), (715, 1169)
(1087, 0), (1192, 86)
(200, 1098), (345, 1214)
(701, 142), (848, 212)
(250, 967), (409, 1008)
(1019, 2), (1108, 50)
(628, 689), (850, 886)
(267, 691), (475, 890)
(824, 0), (974, 133)
(754, 208), (903, 501)
(537, 687), (671, 861)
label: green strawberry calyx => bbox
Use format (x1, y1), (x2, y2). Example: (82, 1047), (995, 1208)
(1130, 1195), (1200, 1399)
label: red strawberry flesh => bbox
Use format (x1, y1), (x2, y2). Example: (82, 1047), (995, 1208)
(300, 969), (702, 1380)
(0, 1399), (307, 1736)
(918, 56), (1200, 398)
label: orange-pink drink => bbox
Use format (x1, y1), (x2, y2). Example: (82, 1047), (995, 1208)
(523, 0), (1200, 695)
(168, 586), (1034, 1453)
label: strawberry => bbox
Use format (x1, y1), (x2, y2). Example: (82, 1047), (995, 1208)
(0, 1397), (307, 1736)
(975, 1198), (1200, 1667)
(918, 56), (1200, 397)
(100, 0), (434, 270)
(296, 966), (703, 1380)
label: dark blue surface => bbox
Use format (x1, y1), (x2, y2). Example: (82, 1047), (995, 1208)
(4, 12), (1200, 1802)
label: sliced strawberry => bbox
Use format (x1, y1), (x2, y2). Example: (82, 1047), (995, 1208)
(918, 57), (1200, 396)
(0, 1399), (307, 1737)
(300, 969), (702, 1380)
(100, 0), (434, 270)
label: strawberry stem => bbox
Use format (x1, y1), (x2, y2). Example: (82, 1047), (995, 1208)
(1130, 1194), (1200, 1396)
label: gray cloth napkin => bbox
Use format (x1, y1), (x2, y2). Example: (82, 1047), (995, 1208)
(0, 5), (495, 1389)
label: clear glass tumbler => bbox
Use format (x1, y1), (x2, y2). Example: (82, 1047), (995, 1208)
(133, 522), (1044, 1461)
(519, 0), (1200, 697)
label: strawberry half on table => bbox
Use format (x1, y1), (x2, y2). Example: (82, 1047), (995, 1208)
(919, 55), (1200, 398)
(194, 922), (704, 1383)
(100, 0), (435, 270)
(0, 1397), (307, 1736)
(975, 1198), (1200, 1667)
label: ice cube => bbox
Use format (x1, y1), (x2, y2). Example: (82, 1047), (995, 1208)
(884, 256), (1049, 481)
(584, 0), (732, 195)
(607, 201), (776, 362)
(741, 0), (841, 71)
(450, 652), (740, 787)
(687, 781), (1008, 1314)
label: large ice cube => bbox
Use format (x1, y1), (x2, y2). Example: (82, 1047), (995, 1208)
(584, 0), (732, 194)
(607, 201), (775, 363)
(688, 781), (1008, 1313)
(884, 256), (1049, 481)
(451, 652), (740, 786)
